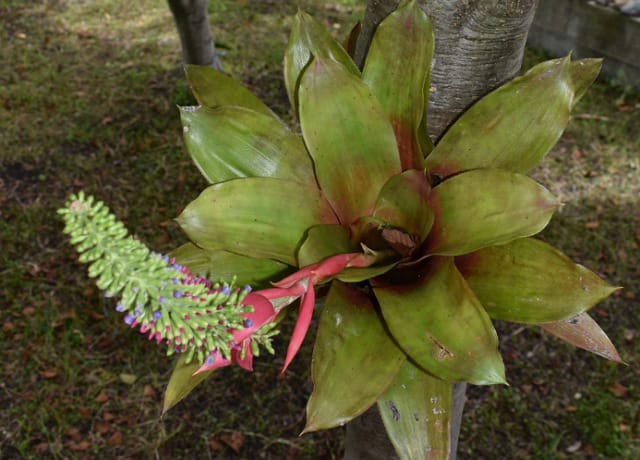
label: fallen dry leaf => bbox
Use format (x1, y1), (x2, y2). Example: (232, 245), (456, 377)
(95, 421), (111, 434)
(95, 390), (109, 403)
(566, 441), (581, 453)
(624, 329), (636, 342)
(220, 431), (245, 453)
(609, 381), (629, 398)
(143, 384), (157, 400)
(38, 368), (58, 379)
(68, 440), (91, 452)
(107, 430), (122, 446)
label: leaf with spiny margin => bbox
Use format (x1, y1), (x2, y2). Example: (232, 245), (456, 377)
(426, 169), (559, 256)
(185, 65), (275, 117)
(180, 106), (315, 184)
(541, 313), (623, 363)
(363, 0), (434, 170)
(456, 238), (619, 323)
(170, 243), (290, 287)
(163, 354), (213, 415)
(425, 56), (602, 177)
(304, 281), (406, 433)
(176, 177), (338, 266)
(374, 257), (505, 385)
(284, 10), (360, 112)
(378, 361), (451, 460)
(299, 58), (401, 225)
(374, 169), (434, 247)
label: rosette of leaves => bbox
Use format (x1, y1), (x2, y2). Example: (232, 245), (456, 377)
(164, 1), (621, 457)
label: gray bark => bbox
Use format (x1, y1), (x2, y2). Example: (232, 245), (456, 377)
(345, 1), (538, 459)
(168, 0), (222, 69)
(354, 0), (538, 141)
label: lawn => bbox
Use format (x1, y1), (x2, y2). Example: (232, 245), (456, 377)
(1, 0), (639, 458)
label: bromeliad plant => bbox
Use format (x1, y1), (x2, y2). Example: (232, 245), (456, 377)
(61, 1), (623, 458)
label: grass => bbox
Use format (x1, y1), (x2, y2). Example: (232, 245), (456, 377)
(1, 0), (639, 458)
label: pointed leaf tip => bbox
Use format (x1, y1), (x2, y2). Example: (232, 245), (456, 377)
(426, 55), (602, 177)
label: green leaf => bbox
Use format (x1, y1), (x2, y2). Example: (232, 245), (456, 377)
(374, 257), (505, 385)
(373, 170), (434, 247)
(426, 169), (559, 256)
(180, 106), (315, 184)
(425, 56), (602, 177)
(297, 224), (357, 267)
(541, 313), (623, 363)
(163, 354), (213, 415)
(363, 0), (434, 170)
(284, 10), (360, 111)
(378, 361), (451, 460)
(299, 58), (401, 225)
(170, 243), (290, 287)
(185, 64), (275, 117)
(304, 281), (406, 432)
(456, 238), (619, 323)
(176, 177), (337, 266)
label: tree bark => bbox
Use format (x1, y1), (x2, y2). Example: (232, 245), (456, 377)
(168, 0), (222, 69)
(345, 1), (538, 459)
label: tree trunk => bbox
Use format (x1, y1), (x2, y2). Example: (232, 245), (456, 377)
(168, 0), (222, 69)
(345, 1), (538, 459)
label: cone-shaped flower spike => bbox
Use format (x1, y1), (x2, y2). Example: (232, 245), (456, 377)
(62, 1), (622, 458)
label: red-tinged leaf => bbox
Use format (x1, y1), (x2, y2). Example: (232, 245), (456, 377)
(179, 106), (315, 185)
(170, 243), (290, 288)
(363, 0), (434, 169)
(185, 65), (275, 117)
(374, 257), (505, 385)
(163, 354), (214, 414)
(456, 238), (619, 323)
(177, 177), (338, 266)
(426, 169), (559, 256)
(425, 56), (602, 177)
(378, 361), (451, 460)
(284, 10), (359, 111)
(299, 58), (401, 225)
(541, 313), (624, 363)
(304, 282), (405, 432)
(373, 169), (434, 247)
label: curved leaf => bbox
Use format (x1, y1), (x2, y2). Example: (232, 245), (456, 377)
(426, 169), (560, 256)
(374, 169), (434, 246)
(284, 10), (359, 111)
(176, 177), (338, 265)
(170, 243), (290, 287)
(425, 56), (602, 177)
(299, 58), (401, 224)
(297, 224), (357, 267)
(456, 238), (619, 323)
(304, 281), (406, 432)
(185, 64), (275, 117)
(378, 361), (451, 460)
(374, 257), (505, 385)
(180, 106), (315, 185)
(363, 0), (434, 170)
(541, 313), (623, 363)
(162, 354), (213, 415)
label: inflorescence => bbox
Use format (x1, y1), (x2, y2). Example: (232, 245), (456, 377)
(58, 192), (277, 366)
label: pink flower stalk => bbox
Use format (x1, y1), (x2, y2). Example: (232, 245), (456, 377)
(195, 252), (377, 375)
